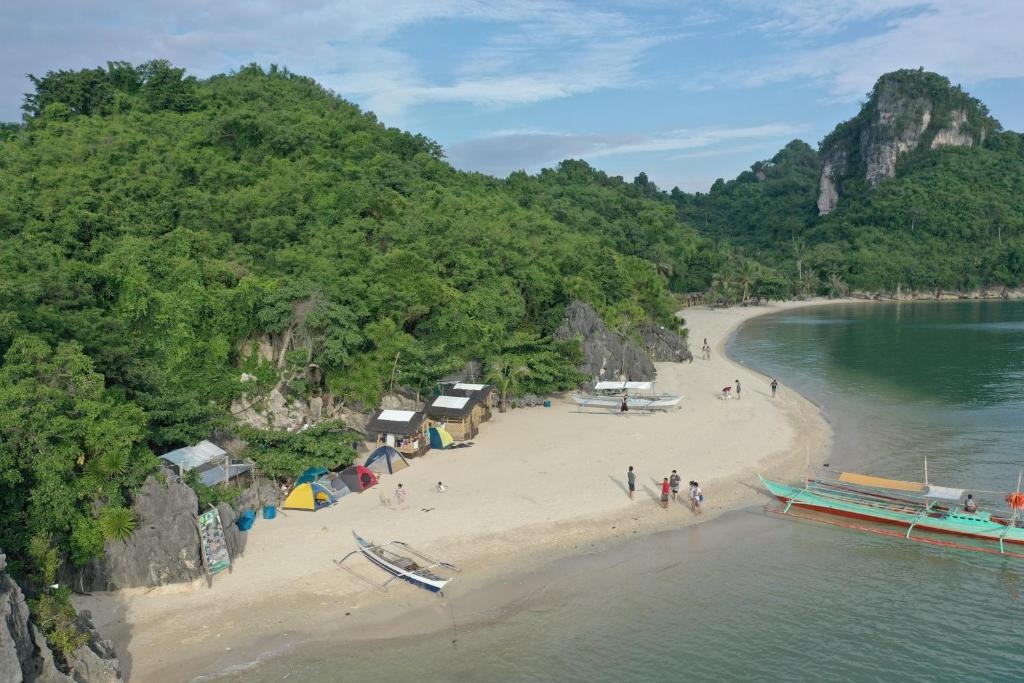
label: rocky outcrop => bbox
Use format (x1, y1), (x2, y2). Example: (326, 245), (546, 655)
(1, 552), (121, 682)
(554, 301), (656, 385)
(638, 322), (692, 362)
(74, 472), (203, 592)
(817, 69), (998, 215)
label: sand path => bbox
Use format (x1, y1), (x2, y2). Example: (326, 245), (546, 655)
(77, 300), (839, 681)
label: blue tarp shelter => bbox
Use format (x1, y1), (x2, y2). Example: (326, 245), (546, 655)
(295, 466), (329, 486)
(365, 446), (409, 474)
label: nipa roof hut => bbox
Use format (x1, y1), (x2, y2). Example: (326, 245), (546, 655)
(365, 409), (427, 436)
(450, 382), (495, 403)
(424, 395), (477, 420)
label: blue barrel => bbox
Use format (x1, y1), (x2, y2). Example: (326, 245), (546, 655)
(262, 505), (277, 520)
(237, 510), (256, 531)
(543, 400), (552, 408)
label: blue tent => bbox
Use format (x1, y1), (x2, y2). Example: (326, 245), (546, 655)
(295, 466), (329, 486)
(429, 426), (454, 449)
(365, 446), (409, 474)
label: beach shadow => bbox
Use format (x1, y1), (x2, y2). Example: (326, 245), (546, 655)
(607, 474), (629, 496)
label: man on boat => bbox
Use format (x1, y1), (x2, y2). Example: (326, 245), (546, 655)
(964, 493), (978, 513)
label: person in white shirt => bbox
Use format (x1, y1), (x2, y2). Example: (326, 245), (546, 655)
(436, 481), (447, 493)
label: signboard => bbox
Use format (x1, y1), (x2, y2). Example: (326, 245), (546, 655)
(197, 508), (231, 575)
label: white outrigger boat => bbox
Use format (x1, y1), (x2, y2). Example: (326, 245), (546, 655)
(572, 381), (682, 412)
(336, 531), (460, 593)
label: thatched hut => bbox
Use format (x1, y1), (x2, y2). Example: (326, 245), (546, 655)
(424, 395), (479, 441)
(365, 409), (430, 457)
(449, 383), (496, 422)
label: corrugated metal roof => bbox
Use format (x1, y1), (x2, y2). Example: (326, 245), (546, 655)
(160, 440), (227, 470)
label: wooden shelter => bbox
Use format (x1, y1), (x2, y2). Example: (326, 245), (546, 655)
(424, 395), (479, 441)
(365, 409), (430, 457)
(449, 383), (495, 422)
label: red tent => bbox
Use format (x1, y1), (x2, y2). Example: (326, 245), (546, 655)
(338, 464), (377, 492)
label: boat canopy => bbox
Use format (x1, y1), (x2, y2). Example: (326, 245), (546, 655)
(838, 471), (924, 492)
(593, 381), (654, 391)
(924, 485), (965, 501)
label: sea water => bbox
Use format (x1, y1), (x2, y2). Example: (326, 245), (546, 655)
(224, 301), (1024, 682)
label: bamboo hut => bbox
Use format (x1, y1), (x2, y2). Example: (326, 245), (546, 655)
(424, 395), (479, 441)
(449, 383), (495, 422)
(365, 409), (430, 458)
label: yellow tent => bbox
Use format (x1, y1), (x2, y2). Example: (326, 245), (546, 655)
(283, 482), (336, 511)
(429, 426), (454, 449)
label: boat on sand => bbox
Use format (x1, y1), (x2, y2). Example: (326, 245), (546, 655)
(572, 381), (682, 412)
(336, 531), (460, 592)
(760, 471), (1024, 555)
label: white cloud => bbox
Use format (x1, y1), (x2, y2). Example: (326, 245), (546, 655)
(0, 0), (671, 121)
(728, 1), (1024, 100)
(446, 123), (803, 179)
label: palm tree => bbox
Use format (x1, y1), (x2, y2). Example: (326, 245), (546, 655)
(486, 356), (530, 413)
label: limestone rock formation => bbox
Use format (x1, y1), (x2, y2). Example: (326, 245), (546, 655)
(554, 301), (656, 385)
(638, 321), (692, 362)
(74, 471), (203, 591)
(816, 69), (997, 215)
(1, 552), (121, 682)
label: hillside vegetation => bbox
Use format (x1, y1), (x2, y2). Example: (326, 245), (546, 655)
(0, 62), (721, 574)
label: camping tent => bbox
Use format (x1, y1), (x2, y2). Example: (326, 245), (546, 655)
(283, 482), (336, 511)
(365, 446), (409, 474)
(295, 466), (328, 486)
(429, 426), (454, 449)
(338, 465), (377, 492)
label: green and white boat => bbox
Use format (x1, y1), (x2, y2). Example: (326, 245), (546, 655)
(759, 471), (1024, 555)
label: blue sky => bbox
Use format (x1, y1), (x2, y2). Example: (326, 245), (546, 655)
(2, 1), (1023, 191)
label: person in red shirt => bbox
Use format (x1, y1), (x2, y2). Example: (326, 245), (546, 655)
(660, 477), (671, 510)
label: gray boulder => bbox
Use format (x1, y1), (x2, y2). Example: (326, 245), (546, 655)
(554, 301), (656, 386)
(74, 471), (203, 591)
(638, 322), (692, 362)
(1, 551), (121, 682)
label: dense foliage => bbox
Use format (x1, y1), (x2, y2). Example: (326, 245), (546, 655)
(0, 62), (705, 572)
(669, 71), (1024, 297)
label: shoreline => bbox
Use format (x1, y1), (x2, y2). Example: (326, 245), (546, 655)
(76, 298), (843, 682)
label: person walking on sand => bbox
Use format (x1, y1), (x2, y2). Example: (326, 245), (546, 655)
(620, 394), (629, 415)
(735, 379), (742, 400)
(436, 481), (446, 493)
(660, 477), (671, 510)
(693, 482), (704, 514)
(770, 378), (778, 398)
(670, 470), (681, 502)
(627, 466), (637, 500)
(395, 483), (406, 505)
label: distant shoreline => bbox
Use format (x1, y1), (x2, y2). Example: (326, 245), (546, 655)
(77, 299), (844, 682)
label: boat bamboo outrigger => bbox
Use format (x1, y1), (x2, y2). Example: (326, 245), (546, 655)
(335, 531), (460, 593)
(759, 467), (1024, 555)
(572, 381), (682, 412)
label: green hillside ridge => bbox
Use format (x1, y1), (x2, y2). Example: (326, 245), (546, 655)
(0, 62), (723, 582)
(670, 69), (1024, 296)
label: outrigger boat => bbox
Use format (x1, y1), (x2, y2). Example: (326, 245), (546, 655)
(572, 381), (682, 412)
(336, 531), (460, 593)
(759, 470), (1024, 555)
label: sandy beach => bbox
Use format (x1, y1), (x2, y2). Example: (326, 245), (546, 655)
(76, 300), (839, 681)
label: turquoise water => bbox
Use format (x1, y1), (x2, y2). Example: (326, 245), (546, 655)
(224, 301), (1024, 683)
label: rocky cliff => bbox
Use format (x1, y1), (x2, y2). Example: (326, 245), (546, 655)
(1, 552), (121, 682)
(817, 69), (998, 215)
(554, 301), (689, 385)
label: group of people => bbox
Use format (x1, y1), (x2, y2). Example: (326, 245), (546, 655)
(626, 466), (703, 513)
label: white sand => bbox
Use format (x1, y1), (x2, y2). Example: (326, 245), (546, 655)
(77, 300), (839, 681)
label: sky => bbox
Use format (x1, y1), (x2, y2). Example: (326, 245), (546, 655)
(2, 1), (1023, 191)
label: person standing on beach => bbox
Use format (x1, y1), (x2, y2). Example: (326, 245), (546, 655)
(735, 379), (742, 399)
(670, 470), (681, 502)
(395, 483), (406, 505)
(770, 378), (778, 398)
(690, 481), (703, 514)
(620, 394), (629, 415)
(660, 477), (671, 510)
(627, 466), (637, 499)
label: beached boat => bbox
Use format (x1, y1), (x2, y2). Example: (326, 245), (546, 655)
(336, 531), (459, 592)
(572, 381), (682, 412)
(760, 472), (1024, 554)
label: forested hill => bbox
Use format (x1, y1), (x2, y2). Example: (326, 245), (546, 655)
(670, 69), (1024, 296)
(0, 62), (731, 571)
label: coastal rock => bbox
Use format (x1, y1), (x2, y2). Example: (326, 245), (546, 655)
(554, 301), (656, 385)
(816, 69), (996, 214)
(1, 552), (121, 682)
(73, 472), (203, 591)
(638, 321), (692, 362)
